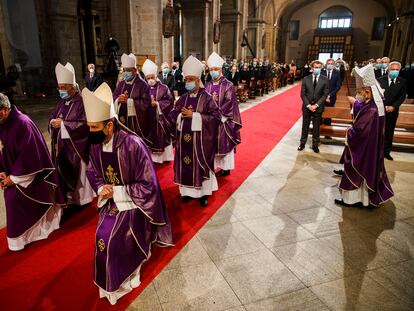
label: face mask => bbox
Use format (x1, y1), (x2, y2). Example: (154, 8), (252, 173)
(389, 70), (399, 79)
(355, 94), (366, 103)
(382, 63), (388, 69)
(123, 72), (133, 81)
(89, 130), (107, 144)
(411, 64), (414, 69)
(253, 62), (257, 66)
(172, 66), (177, 70)
(89, 68), (94, 73)
(162, 68), (169, 74)
(405, 65), (410, 69)
(375, 64), (382, 69)
(210, 70), (220, 79)
(304, 65), (308, 68)
(313, 69), (321, 75)
(148, 79), (156, 86)
(326, 64), (334, 70)
(185, 81), (196, 91)
(59, 90), (70, 100)
(259, 62), (263, 66)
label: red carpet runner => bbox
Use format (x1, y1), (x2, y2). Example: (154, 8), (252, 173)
(0, 85), (302, 310)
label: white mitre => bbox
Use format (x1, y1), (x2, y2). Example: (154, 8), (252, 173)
(55, 62), (76, 85)
(142, 59), (158, 76)
(121, 53), (137, 68)
(207, 52), (225, 68)
(354, 64), (385, 117)
(82, 82), (116, 122)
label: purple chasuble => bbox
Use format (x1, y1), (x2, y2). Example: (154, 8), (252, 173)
(49, 92), (90, 195)
(206, 77), (242, 155)
(86, 128), (173, 292)
(0, 106), (63, 239)
(113, 76), (151, 144)
(169, 89), (220, 188)
(147, 82), (175, 153)
(339, 100), (394, 206)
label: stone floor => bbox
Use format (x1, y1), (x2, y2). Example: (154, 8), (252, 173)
(1, 86), (414, 310)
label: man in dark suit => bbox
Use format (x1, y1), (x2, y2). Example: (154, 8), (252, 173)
(321, 58), (341, 129)
(378, 61), (407, 160)
(375, 56), (390, 80)
(227, 64), (239, 86)
(158, 62), (175, 93)
(84, 64), (103, 91)
(298, 60), (330, 153)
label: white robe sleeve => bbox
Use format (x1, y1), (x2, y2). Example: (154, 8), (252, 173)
(127, 98), (137, 116)
(97, 186), (108, 208)
(10, 173), (37, 188)
(60, 122), (70, 139)
(113, 185), (136, 212)
(176, 113), (183, 131)
(221, 115), (228, 123)
(191, 112), (202, 131)
(156, 103), (163, 115)
(114, 98), (120, 114)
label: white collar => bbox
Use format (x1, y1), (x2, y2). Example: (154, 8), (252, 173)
(102, 135), (114, 152)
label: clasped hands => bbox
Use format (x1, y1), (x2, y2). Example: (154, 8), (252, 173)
(385, 106), (395, 113)
(181, 106), (193, 118)
(50, 118), (63, 129)
(308, 104), (318, 112)
(99, 184), (113, 200)
(0, 172), (14, 190)
(118, 94), (129, 104)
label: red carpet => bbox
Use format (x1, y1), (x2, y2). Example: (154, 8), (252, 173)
(0, 85), (302, 311)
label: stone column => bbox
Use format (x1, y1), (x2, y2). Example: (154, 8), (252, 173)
(203, 1), (210, 58)
(241, 0), (249, 60)
(212, 0), (220, 53)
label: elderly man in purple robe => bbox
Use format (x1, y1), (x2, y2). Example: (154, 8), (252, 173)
(50, 62), (94, 211)
(335, 64), (394, 208)
(0, 93), (63, 250)
(169, 55), (221, 207)
(205, 52), (242, 177)
(82, 83), (173, 305)
(141, 59), (175, 163)
(113, 53), (151, 144)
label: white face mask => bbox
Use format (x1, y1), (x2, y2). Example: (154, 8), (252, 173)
(148, 79), (156, 86)
(89, 68), (94, 73)
(355, 94), (366, 103)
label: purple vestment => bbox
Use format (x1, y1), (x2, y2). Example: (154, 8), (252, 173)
(339, 100), (394, 206)
(206, 77), (242, 155)
(49, 92), (90, 196)
(113, 76), (151, 144)
(147, 82), (175, 153)
(169, 88), (220, 188)
(86, 128), (173, 293)
(0, 107), (63, 240)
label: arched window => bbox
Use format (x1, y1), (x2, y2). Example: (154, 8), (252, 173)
(319, 6), (352, 29)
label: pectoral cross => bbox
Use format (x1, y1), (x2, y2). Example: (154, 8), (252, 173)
(212, 91), (218, 102)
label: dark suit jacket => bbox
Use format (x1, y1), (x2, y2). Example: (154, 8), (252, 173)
(321, 69), (341, 104)
(378, 76), (407, 109)
(375, 68), (387, 80)
(301, 74), (330, 113)
(84, 73), (103, 91)
(158, 72), (175, 92)
(172, 69), (185, 95)
(227, 71), (239, 85)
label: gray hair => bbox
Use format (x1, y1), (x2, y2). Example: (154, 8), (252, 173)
(0, 93), (11, 109)
(389, 61), (402, 69)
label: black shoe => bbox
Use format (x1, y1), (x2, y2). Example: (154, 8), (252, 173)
(199, 196), (208, 207)
(215, 169), (230, 177)
(312, 145), (320, 153)
(334, 199), (361, 208)
(384, 153), (394, 161)
(333, 169), (344, 176)
(297, 144), (305, 151)
(324, 136), (332, 139)
(181, 196), (193, 203)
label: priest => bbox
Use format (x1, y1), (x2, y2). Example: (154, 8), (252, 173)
(335, 64), (394, 208)
(83, 83), (173, 305)
(113, 53), (151, 144)
(141, 59), (175, 163)
(205, 52), (242, 177)
(50, 62), (94, 209)
(169, 55), (220, 207)
(0, 93), (63, 250)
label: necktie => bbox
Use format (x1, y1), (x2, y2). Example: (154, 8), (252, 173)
(164, 74), (167, 80)
(328, 71), (331, 80)
(313, 76), (317, 89)
(390, 79), (395, 87)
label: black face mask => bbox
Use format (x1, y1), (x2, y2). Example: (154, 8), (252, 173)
(89, 130), (107, 144)
(172, 66), (177, 70)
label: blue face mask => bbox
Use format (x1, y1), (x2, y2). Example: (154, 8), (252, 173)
(375, 64), (382, 69)
(162, 68), (169, 74)
(313, 68), (321, 75)
(389, 70), (399, 79)
(59, 90), (70, 100)
(405, 65), (410, 69)
(382, 63), (388, 69)
(326, 64), (334, 70)
(185, 81), (196, 91)
(210, 70), (220, 79)
(123, 72), (133, 81)
(411, 64), (414, 69)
